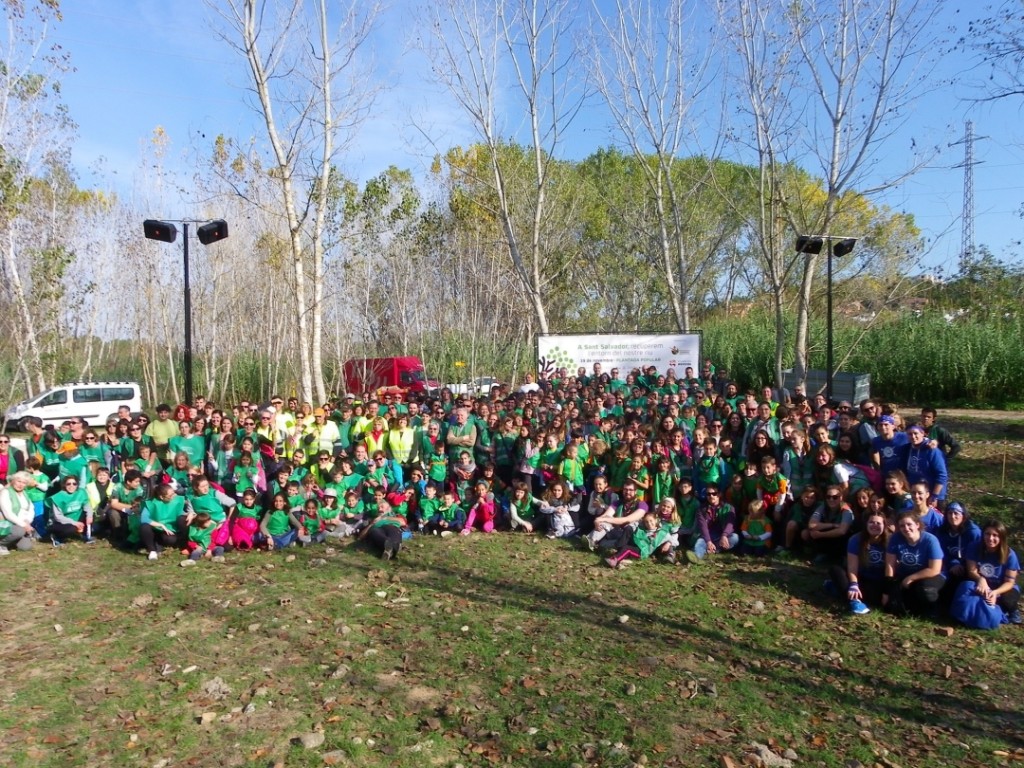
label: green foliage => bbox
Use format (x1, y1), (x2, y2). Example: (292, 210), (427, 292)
(925, 247), (1024, 317)
(702, 309), (1024, 406)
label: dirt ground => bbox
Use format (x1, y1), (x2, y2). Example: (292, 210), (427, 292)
(938, 409), (1024, 421)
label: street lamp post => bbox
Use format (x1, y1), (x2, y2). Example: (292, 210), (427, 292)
(143, 218), (229, 406)
(796, 235), (857, 402)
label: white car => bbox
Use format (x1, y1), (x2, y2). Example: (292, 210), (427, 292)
(4, 381), (143, 429)
(445, 377), (502, 396)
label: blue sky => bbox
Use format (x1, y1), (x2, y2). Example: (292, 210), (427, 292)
(54, 0), (1024, 274)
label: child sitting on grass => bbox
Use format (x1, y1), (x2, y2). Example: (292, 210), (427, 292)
(539, 479), (578, 539)
(333, 489), (365, 537)
(426, 490), (464, 536)
(741, 500), (773, 556)
(656, 497), (682, 564)
(229, 488), (262, 550)
(461, 480), (497, 535)
(416, 484), (441, 533)
(605, 510), (672, 569)
(182, 512), (220, 564)
(260, 492), (301, 551)
(297, 498), (327, 546)
(508, 480), (542, 533)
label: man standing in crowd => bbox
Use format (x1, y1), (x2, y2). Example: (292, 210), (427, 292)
(920, 407), (961, 462)
(144, 404), (178, 462)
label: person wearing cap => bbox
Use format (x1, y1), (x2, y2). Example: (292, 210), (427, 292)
(302, 408), (340, 456)
(902, 424), (948, 504)
(870, 415), (909, 477)
(270, 398), (297, 455)
(57, 441), (90, 487)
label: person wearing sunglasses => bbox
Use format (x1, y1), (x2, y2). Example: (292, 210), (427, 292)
(804, 484), (854, 565)
(47, 475), (95, 546)
(118, 421), (154, 463)
(0, 434), (26, 486)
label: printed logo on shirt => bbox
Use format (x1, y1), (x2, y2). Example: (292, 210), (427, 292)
(898, 547), (922, 567)
(868, 549), (884, 565)
(979, 562), (999, 579)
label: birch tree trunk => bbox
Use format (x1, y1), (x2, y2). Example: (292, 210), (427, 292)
(427, 0), (586, 337)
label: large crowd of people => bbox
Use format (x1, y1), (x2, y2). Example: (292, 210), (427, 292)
(0, 359), (1018, 630)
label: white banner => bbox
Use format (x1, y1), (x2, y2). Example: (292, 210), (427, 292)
(537, 333), (702, 379)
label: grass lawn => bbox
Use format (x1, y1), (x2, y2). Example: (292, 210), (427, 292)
(0, 416), (1022, 768)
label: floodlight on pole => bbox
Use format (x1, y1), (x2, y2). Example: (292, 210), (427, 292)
(795, 234), (859, 402)
(144, 218), (229, 406)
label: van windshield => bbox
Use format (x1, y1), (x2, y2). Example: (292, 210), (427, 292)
(400, 370), (426, 385)
(37, 390), (68, 407)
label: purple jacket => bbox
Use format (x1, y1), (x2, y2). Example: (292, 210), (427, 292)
(698, 502), (736, 543)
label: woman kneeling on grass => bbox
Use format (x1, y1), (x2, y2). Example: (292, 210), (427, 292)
(884, 510), (945, 618)
(358, 498), (406, 561)
(826, 509), (888, 615)
(951, 519), (1021, 629)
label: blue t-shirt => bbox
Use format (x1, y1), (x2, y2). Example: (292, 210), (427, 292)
(847, 533), (886, 580)
(935, 521), (982, 573)
(918, 508), (944, 534)
(871, 433), (908, 476)
(887, 530), (943, 578)
(966, 543), (1021, 592)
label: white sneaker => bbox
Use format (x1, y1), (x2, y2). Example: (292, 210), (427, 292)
(147, 551), (158, 561)
(0, 545), (9, 556)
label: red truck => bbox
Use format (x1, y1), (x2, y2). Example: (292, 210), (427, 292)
(342, 356), (438, 396)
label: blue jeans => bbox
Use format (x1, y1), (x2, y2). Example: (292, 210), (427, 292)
(271, 529), (297, 549)
(693, 533), (739, 559)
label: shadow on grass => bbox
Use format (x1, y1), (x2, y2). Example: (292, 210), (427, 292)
(356, 542), (1024, 750)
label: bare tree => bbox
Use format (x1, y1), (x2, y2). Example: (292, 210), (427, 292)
(0, 0), (73, 395)
(720, 0), (936, 387)
(718, 0), (804, 386)
(786, 0), (935, 383)
(965, 1), (1024, 102)
(590, 0), (722, 332)
(425, 0), (588, 335)
(209, 0), (380, 404)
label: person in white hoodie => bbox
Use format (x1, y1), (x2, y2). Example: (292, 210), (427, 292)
(0, 471), (38, 553)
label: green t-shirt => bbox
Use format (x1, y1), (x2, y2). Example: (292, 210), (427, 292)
(235, 502), (261, 520)
(419, 496), (440, 521)
(188, 490), (228, 523)
(58, 454), (89, 483)
(169, 435), (206, 467)
(300, 510), (322, 535)
(265, 509), (292, 536)
(437, 502), (460, 523)
(49, 488), (90, 522)
(144, 494), (185, 527)
(189, 523), (214, 549)
(340, 500), (364, 523)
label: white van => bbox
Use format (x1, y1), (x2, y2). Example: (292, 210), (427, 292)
(4, 381), (143, 429)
